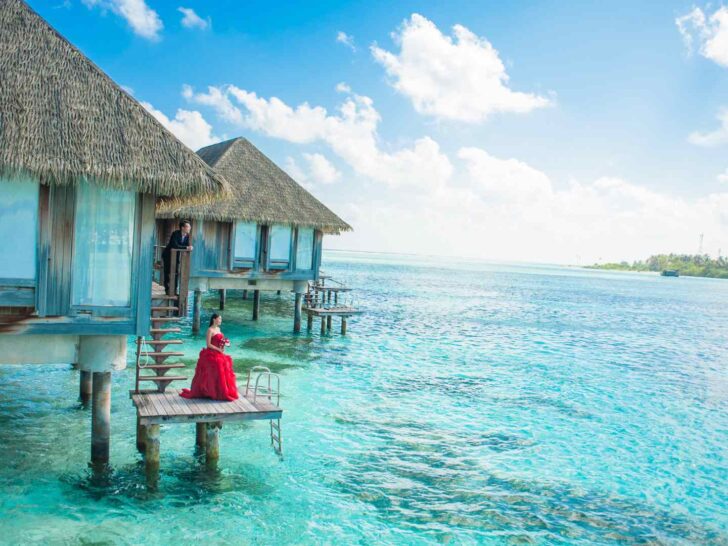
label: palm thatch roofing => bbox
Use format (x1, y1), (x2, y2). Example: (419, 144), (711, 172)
(0, 0), (229, 200)
(157, 137), (352, 234)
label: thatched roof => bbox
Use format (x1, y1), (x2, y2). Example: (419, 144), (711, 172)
(0, 0), (229, 200)
(158, 137), (352, 234)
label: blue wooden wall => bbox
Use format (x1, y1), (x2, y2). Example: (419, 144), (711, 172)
(0, 178), (155, 336)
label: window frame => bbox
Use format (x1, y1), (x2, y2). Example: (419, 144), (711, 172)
(0, 178), (40, 308)
(69, 181), (140, 316)
(231, 221), (260, 270)
(294, 227), (315, 271)
(266, 224), (293, 271)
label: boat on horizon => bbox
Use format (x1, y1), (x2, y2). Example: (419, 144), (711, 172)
(661, 269), (680, 277)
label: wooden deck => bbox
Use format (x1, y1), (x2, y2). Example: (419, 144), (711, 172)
(132, 390), (282, 425)
(303, 306), (362, 317)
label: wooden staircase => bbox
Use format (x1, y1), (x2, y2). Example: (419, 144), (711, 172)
(134, 293), (187, 393)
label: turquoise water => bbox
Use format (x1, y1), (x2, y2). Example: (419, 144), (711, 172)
(0, 251), (726, 545)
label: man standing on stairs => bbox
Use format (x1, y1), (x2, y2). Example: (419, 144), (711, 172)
(163, 220), (194, 294)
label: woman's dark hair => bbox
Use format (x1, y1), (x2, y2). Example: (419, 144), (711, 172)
(209, 313), (220, 327)
(179, 220), (191, 229)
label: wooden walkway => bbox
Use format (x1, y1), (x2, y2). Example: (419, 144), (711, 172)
(132, 390), (282, 425)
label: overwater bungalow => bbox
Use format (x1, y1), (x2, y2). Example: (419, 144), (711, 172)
(0, 0), (229, 468)
(156, 137), (352, 333)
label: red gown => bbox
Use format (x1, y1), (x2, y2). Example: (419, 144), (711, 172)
(180, 332), (239, 401)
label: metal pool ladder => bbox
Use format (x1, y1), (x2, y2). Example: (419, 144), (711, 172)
(245, 366), (283, 457)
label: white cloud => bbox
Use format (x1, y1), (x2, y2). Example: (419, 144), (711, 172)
(83, 0), (163, 41)
(181, 82), (728, 263)
(141, 101), (220, 150)
(689, 108), (728, 146)
(284, 154), (341, 187)
(676, 6), (728, 67)
(183, 84), (453, 188)
(337, 148), (728, 263)
(302, 153), (341, 184)
(370, 13), (550, 123)
(336, 31), (356, 51)
(718, 169), (728, 183)
(178, 7), (210, 30)
(458, 147), (552, 202)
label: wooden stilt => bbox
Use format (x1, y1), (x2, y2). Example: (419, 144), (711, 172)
(327, 315), (332, 330)
(341, 317), (347, 335)
(205, 422), (221, 466)
(91, 371), (111, 466)
(334, 292), (338, 305)
(219, 289), (226, 310)
(293, 293), (302, 333)
(242, 289), (248, 300)
(252, 290), (260, 321)
(320, 316), (326, 335)
(145, 424), (160, 480)
(195, 422), (206, 448)
(192, 290), (201, 333)
(277, 290), (281, 296)
(79, 370), (92, 406)
(136, 415), (146, 453)
(327, 291), (332, 304)
(307, 313), (313, 331)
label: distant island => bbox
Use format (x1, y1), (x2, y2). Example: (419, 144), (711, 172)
(587, 254), (728, 279)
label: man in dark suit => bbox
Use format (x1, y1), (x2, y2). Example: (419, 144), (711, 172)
(163, 220), (194, 294)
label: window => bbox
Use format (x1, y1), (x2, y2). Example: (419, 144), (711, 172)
(72, 181), (136, 306)
(0, 178), (38, 281)
(234, 221), (257, 261)
(296, 228), (314, 270)
(269, 225), (291, 267)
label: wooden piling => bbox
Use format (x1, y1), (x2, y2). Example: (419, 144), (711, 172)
(192, 289), (201, 333)
(277, 290), (281, 296)
(327, 315), (332, 330)
(206, 422), (221, 465)
(79, 370), (92, 406)
(219, 289), (226, 310)
(320, 316), (326, 335)
(252, 290), (260, 321)
(341, 317), (347, 335)
(145, 424), (160, 479)
(195, 422), (206, 448)
(307, 313), (313, 331)
(136, 415), (146, 453)
(293, 293), (302, 333)
(91, 371), (111, 466)
(242, 289), (248, 300)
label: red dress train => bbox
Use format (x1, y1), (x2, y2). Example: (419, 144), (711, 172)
(180, 332), (239, 401)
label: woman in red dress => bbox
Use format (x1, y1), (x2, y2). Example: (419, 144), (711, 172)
(180, 313), (239, 401)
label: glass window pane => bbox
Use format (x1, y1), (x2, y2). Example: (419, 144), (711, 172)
(269, 225), (291, 262)
(72, 182), (136, 306)
(234, 221), (257, 260)
(0, 178), (38, 280)
(296, 228), (314, 270)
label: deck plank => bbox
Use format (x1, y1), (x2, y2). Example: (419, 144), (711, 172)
(132, 389), (282, 425)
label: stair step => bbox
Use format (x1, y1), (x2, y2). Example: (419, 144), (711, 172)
(138, 375), (186, 382)
(152, 306), (179, 312)
(150, 317), (180, 323)
(150, 328), (182, 334)
(139, 351), (185, 357)
(139, 363), (186, 370)
(136, 339), (183, 345)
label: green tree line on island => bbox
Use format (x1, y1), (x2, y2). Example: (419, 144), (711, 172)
(587, 254), (728, 279)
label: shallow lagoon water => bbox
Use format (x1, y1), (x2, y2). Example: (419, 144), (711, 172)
(0, 251), (726, 545)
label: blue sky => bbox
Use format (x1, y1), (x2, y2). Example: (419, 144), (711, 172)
(31, 0), (728, 263)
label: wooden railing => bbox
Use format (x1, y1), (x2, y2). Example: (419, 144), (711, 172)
(168, 249), (192, 316)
